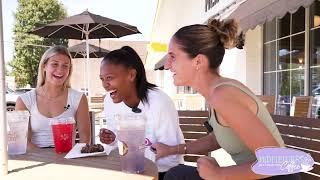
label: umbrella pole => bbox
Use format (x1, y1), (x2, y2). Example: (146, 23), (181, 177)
(0, 0), (8, 176)
(85, 33), (90, 98)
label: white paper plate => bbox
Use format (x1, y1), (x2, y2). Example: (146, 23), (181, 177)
(64, 143), (113, 159)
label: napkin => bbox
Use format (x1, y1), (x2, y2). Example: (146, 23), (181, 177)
(64, 143), (113, 159)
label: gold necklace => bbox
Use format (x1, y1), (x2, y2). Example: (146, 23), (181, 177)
(40, 86), (65, 101)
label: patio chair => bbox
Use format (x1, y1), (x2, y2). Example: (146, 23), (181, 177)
(178, 110), (210, 163)
(256, 95), (276, 114)
(290, 96), (313, 118)
(75, 111), (96, 144)
(89, 96), (105, 111)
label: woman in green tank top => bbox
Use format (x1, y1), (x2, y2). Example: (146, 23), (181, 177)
(151, 18), (300, 180)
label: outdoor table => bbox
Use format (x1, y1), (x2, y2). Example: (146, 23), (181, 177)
(5, 148), (158, 179)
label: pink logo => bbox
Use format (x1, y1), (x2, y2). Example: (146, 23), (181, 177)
(145, 138), (152, 146)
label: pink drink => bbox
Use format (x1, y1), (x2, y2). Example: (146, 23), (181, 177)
(52, 123), (74, 153)
(118, 129), (145, 173)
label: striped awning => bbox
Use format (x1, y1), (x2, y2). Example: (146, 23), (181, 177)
(154, 55), (167, 71)
(215, 0), (316, 32)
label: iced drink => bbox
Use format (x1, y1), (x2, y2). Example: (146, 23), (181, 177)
(50, 117), (75, 153)
(7, 111), (30, 155)
(52, 123), (74, 153)
(117, 114), (146, 173)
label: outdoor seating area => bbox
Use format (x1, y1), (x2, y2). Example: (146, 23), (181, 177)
(2, 0), (320, 179)
(89, 96), (105, 111)
(178, 110), (320, 179)
(272, 115), (320, 179)
(178, 110), (210, 163)
(257, 95), (318, 118)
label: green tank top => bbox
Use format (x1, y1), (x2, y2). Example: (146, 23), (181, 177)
(208, 81), (285, 165)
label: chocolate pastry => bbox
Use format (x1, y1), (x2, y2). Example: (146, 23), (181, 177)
(80, 144), (104, 153)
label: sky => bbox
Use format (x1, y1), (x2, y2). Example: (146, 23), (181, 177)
(1, 0), (158, 63)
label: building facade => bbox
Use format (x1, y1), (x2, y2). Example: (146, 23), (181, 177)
(148, 0), (320, 114)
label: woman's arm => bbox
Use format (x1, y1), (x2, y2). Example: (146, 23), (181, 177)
(75, 95), (91, 144)
(197, 157), (269, 180)
(198, 85), (279, 179)
(15, 97), (38, 150)
(153, 130), (220, 159)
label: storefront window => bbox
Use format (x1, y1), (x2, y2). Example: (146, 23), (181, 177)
(263, 42), (277, 71)
(291, 33), (305, 69)
(310, 1), (320, 28)
(278, 37), (290, 70)
(177, 86), (197, 94)
(292, 7), (305, 34)
(263, 72), (276, 95)
(263, 19), (276, 42)
(278, 13), (290, 38)
(263, 4), (308, 116)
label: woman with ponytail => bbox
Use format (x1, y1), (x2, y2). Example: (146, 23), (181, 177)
(98, 46), (184, 180)
(152, 19), (300, 180)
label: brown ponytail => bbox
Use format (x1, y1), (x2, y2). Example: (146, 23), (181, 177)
(207, 19), (239, 49)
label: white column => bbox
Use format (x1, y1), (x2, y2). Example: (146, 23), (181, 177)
(0, 0), (8, 176)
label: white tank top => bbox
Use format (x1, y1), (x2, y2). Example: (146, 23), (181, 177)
(19, 88), (83, 147)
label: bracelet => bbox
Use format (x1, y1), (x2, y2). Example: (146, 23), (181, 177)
(177, 144), (187, 154)
(183, 144), (187, 154)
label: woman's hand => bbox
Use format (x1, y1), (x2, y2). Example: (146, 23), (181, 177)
(99, 128), (116, 144)
(151, 142), (175, 160)
(197, 156), (222, 180)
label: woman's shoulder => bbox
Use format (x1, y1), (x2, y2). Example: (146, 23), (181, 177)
(147, 88), (174, 106)
(19, 88), (36, 98)
(68, 88), (84, 96)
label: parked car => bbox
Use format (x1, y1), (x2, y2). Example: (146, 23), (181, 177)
(312, 86), (320, 118)
(6, 87), (33, 111)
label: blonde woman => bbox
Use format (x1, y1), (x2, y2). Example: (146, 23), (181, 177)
(16, 45), (91, 149)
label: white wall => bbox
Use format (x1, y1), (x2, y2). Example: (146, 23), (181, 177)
(245, 26), (263, 94)
(147, 0), (251, 110)
(220, 48), (247, 84)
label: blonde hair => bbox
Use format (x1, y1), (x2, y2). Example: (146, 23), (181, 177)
(36, 45), (73, 88)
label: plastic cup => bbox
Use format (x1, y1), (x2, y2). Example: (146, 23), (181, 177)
(50, 117), (75, 153)
(7, 111), (30, 155)
(117, 113), (146, 173)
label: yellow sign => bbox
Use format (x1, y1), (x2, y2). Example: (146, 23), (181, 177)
(149, 42), (168, 52)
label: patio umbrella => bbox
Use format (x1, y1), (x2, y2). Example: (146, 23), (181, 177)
(68, 42), (109, 95)
(68, 42), (109, 58)
(29, 10), (140, 96)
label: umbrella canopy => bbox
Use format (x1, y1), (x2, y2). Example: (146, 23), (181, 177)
(30, 10), (140, 39)
(29, 10), (140, 96)
(68, 42), (109, 58)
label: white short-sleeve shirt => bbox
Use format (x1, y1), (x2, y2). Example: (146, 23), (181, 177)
(19, 88), (83, 147)
(104, 88), (185, 172)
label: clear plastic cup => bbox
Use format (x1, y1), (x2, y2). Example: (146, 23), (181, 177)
(7, 111), (30, 155)
(49, 117), (75, 153)
(117, 113), (146, 173)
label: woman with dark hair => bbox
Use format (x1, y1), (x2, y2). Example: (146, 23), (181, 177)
(151, 19), (300, 180)
(99, 46), (184, 179)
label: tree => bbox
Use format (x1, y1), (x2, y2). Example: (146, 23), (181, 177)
(10, 0), (68, 87)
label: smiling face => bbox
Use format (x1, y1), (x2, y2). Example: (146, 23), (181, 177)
(165, 38), (196, 86)
(43, 54), (71, 86)
(100, 61), (136, 104)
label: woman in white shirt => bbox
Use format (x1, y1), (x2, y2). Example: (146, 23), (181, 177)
(15, 45), (91, 149)
(99, 46), (184, 180)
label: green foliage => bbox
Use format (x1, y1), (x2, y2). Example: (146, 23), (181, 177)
(10, 0), (68, 87)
